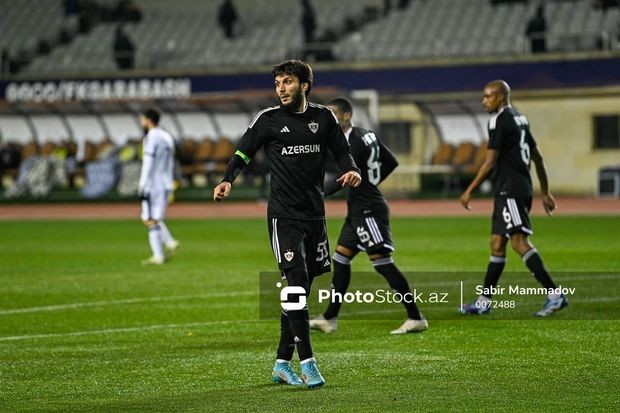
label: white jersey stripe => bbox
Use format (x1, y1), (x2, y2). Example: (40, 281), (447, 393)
(272, 218), (281, 263)
(249, 106), (279, 129)
(310, 102), (339, 124)
(275, 219), (281, 263)
(365, 218), (379, 242)
(510, 199), (522, 226)
(506, 199), (515, 225)
(507, 199), (519, 226)
(366, 218), (383, 243)
(369, 218), (384, 242)
(508, 198), (522, 226)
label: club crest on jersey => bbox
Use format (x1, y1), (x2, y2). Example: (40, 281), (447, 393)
(284, 250), (294, 262)
(308, 121), (319, 134)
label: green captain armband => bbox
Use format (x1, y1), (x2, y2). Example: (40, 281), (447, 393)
(223, 151), (250, 183)
(235, 150), (251, 164)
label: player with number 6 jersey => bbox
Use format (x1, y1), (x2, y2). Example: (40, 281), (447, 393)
(310, 97), (428, 335)
(459, 80), (568, 317)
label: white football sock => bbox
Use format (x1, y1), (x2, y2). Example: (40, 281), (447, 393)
(159, 221), (174, 245)
(148, 224), (164, 260)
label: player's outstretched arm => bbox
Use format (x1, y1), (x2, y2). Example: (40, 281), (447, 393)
(460, 148), (498, 210)
(213, 181), (232, 202)
(531, 145), (556, 215)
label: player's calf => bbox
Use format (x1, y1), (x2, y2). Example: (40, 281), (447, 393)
(143, 221), (165, 265)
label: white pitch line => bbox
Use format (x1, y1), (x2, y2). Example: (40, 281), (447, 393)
(0, 291), (255, 316)
(0, 274), (617, 316)
(0, 319), (259, 342)
(1, 295), (619, 342)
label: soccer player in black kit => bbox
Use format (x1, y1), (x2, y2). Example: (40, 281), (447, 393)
(460, 80), (568, 317)
(213, 60), (361, 388)
(310, 97), (428, 335)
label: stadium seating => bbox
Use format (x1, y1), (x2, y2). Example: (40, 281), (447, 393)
(0, 126), (240, 194)
(415, 140), (488, 196)
(15, 0), (616, 74)
(464, 142), (487, 174)
(431, 143), (455, 166)
(335, 0), (616, 60)
(0, 0), (66, 58)
(19, 0), (383, 73)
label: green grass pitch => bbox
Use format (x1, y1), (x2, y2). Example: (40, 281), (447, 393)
(1, 215), (619, 412)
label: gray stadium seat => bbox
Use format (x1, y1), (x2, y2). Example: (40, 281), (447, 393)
(11, 0), (613, 73)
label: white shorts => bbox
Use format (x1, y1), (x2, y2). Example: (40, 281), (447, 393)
(141, 191), (170, 222)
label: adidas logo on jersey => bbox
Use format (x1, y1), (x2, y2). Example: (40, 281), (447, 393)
(280, 126), (291, 133)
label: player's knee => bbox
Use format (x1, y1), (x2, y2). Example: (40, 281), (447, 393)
(335, 245), (355, 259)
(143, 219), (158, 228)
(490, 237), (506, 256)
(510, 234), (531, 255)
(369, 252), (390, 261)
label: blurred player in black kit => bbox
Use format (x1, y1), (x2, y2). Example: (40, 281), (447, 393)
(213, 60), (361, 388)
(310, 97), (428, 335)
(460, 79), (567, 317)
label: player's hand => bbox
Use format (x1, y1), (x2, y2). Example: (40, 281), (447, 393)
(542, 193), (556, 216)
(337, 171), (362, 188)
(213, 181), (232, 202)
(138, 191), (149, 201)
(460, 190), (472, 210)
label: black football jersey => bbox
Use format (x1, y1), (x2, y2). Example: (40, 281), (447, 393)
(235, 102), (359, 220)
(488, 106), (536, 198)
(344, 126), (398, 216)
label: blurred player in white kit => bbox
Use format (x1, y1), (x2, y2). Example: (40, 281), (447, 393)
(139, 108), (179, 265)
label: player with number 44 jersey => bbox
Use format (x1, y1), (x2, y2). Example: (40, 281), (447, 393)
(459, 80), (568, 317)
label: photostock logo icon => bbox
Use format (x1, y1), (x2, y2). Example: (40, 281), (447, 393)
(277, 282), (307, 311)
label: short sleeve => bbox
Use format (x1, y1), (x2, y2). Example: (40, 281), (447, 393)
(525, 124), (537, 149)
(487, 112), (504, 151)
(236, 111), (270, 163)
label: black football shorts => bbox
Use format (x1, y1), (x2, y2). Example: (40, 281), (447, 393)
(492, 196), (533, 237)
(337, 211), (395, 255)
(268, 218), (331, 276)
